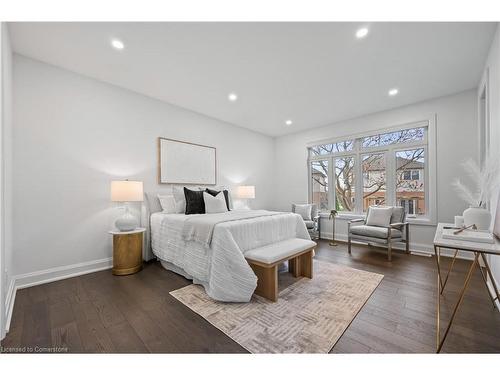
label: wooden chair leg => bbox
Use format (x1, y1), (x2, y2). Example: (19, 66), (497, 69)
(299, 250), (313, 278)
(388, 242), (392, 261)
(250, 263), (278, 302)
(348, 236), (352, 254)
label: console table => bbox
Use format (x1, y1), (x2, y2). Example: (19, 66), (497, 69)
(433, 223), (500, 353)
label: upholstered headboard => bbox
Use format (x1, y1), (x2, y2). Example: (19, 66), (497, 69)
(142, 192), (162, 261)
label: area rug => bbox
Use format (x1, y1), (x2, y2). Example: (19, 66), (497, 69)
(169, 260), (383, 353)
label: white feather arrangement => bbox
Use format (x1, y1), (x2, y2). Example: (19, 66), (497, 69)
(452, 158), (500, 207)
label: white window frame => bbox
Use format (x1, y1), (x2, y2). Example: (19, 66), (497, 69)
(307, 117), (437, 225)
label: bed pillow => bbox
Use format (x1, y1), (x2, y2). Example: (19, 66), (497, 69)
(157, 194), (176, 213)
(205, 188), (231, 211)
(366, 206), (393, 227)
(184, 187), (205, 214)
(172, 186), (186, 213)
(203, 191), (228, 214)
(294, 204), (312, 221)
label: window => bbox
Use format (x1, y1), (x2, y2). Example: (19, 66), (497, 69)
(310, 140), (354, 156)
(402, 170), (420, 180)
(308, 123), (431, 220)
(399, 199), (417, 215)
(310, 160), (329, 211)
(362, 153), (386, 211)
(396, 148), (425, 217)
(334, 157), (355, 212)
(362, 127), (425, 148)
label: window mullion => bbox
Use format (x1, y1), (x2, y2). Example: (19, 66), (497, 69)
(386, 150), (396, 206)
(355, 152), (362, 214)
(329, 156), (335, 211)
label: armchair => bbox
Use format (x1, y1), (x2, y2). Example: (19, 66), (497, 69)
(292, 204), (321, 240)
(347, 206), (410, 261)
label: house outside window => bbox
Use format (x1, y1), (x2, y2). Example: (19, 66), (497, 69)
(308, 121), (434, 222)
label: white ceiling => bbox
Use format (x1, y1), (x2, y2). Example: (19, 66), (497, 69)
(9, 22), (497, 137)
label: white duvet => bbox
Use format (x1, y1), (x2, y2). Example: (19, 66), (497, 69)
(151, 210), (310, 302)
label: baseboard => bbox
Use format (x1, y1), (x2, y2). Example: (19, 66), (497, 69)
(5, 257), (112, 333)
(5, 278), (16, 334)
(319, 232), (474, 260)
(486, 275), (500, 311)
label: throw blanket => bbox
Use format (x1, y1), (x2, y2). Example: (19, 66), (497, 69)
(182, 210), (282, 247)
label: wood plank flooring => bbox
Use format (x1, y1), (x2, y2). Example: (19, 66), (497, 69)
(2, 240), (500, 353)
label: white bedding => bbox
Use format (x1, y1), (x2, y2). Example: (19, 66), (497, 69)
(151, 210), (310, 302)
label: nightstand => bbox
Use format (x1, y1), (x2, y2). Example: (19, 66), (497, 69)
(108, 228), (146, 275)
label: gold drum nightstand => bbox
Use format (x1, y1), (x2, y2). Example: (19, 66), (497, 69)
(109, 228), (146, 275)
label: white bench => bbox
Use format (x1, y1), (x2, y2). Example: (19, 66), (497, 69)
(245, 238), (316, 302)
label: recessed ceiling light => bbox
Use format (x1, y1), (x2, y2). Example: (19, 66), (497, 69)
(285, 120), (293, 126)
(388, 88), (399, 96)
(355, 28), (369, 39)
(111, 39), (125, 50)
(228, 92), (238, 102)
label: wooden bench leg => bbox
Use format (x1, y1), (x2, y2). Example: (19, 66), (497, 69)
(288, 257), (300, 277)
(250, 263), (278, 302)
(299, 250), (313, 278)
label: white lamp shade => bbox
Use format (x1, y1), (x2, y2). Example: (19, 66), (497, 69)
(236, 185), (255, 199)
(111, 180), (143, 202)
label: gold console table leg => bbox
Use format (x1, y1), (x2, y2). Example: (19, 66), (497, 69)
(434, 245), (441, 351)
(441, 249), (458, 294)
(436, 252), (479, 353)
(480, 253), (500, 308)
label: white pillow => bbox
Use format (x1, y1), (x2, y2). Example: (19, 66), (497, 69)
(157, 194), (176, 213)
(295, 204), (312, 221)
(366, 206), (393, 227)
(211, 185), (233, 210)
(172, 186), (186, 213)
(203, 191), (228, 214)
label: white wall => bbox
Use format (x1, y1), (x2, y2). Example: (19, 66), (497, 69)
(1, 23), (13, 339)
(273, 90), (478, 254)
(481, 24), (500, 298)
(12, 55), (275, 277)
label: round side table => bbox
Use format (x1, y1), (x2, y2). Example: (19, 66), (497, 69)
(108, 228), (146, 276)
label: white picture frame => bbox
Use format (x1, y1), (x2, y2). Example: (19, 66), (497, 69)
(158, 137), (217, 185)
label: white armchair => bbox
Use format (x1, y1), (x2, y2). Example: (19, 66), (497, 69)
(347, 206), (410, 261)
(292, 204), (321, 240)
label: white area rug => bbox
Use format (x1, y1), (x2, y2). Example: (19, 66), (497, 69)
(170, 260), (383, 353)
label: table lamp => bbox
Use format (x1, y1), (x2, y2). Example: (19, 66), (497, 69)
(236, 185), (255, 209)
(111, 180), (143, 231)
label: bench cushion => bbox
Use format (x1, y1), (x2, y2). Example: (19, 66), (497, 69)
(245, 238), (316, 264)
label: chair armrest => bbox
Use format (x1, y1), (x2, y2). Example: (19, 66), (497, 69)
(390, 222), (409, 228)
(313, 215), (320, 221)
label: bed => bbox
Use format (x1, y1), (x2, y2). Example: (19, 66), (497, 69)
(146, 199), (310, 302)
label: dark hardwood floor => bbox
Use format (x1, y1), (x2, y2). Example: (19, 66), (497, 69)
(2, 240), (500, 353)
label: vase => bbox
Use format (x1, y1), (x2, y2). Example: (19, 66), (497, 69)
(463, 206), (491, 230)
(115, 205), (138, 232)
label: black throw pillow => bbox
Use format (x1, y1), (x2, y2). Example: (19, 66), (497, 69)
(184, 187), (205, 214)
(205, 188), (230, 211)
